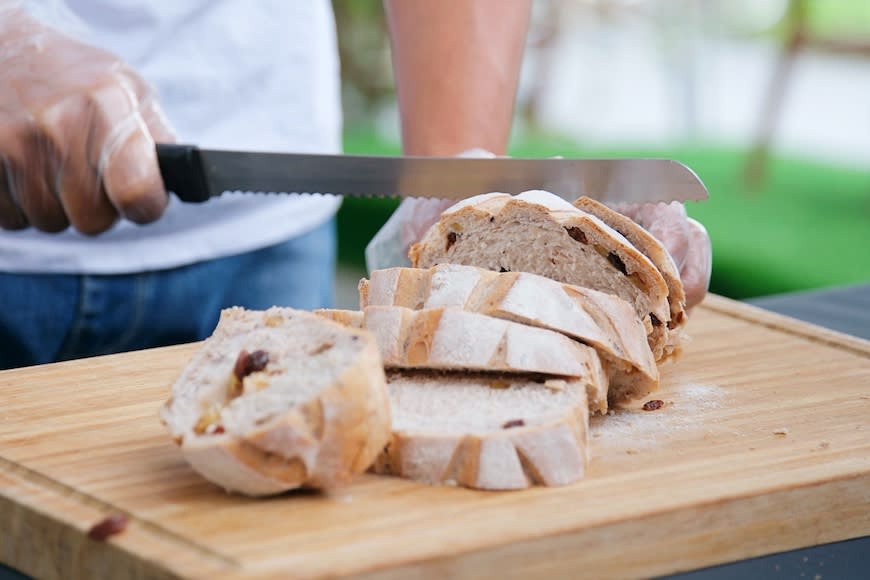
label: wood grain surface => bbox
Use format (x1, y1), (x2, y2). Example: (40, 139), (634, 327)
(1, 294), (868, 580)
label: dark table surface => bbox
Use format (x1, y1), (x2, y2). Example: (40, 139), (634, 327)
(2, 285), (868, 580)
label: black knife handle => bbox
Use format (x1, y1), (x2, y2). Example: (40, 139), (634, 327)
(156, 143), (211, 203)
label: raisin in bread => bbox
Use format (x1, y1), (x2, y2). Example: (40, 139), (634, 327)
(359, 264), (657, 407)
(374, 374), (589, 490)
(409, 190), (675, 359)
(160, 307), (391, 496)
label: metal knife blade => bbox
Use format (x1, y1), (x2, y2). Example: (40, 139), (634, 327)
(157, 144), (708, 205)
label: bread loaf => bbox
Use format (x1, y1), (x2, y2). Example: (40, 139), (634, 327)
(160, 307), (391, 496)
(409, 190), (675, 358)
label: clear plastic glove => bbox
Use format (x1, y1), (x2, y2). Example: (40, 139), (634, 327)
(0, 5), (175, 234)
(365, 148), (495, 273)
(611, 201), (712, 310)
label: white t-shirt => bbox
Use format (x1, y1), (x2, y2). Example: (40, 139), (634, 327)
(1, 0), (343, 274)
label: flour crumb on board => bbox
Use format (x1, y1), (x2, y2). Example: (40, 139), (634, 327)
(773, 427), (789, 437)
(590, 383), (724, 452)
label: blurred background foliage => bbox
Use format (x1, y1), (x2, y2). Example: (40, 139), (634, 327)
(332, 0), (870, 302)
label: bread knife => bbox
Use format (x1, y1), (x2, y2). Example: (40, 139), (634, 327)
(156, 143), (708, 205)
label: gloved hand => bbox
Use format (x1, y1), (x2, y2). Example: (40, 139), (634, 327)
(611, 201), (712, 310)
(0, 5), (175, 235)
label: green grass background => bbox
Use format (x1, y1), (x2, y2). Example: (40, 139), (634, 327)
(337, 127), (870, 300)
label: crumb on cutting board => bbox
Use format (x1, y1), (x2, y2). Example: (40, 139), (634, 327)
(88, 514), (129, 541)
(642, 399), (665, 411)
(590, 383), (724, 453)
(773, 427), (789, 437)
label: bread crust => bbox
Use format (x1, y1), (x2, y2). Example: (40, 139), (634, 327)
(374, 376), (590, 491)
(408, 191), (672, 358)
(161, 308), (391, 497)
(312, 309), (364, 328)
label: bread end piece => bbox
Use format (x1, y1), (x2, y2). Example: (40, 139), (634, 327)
(161, 307), (391, 496)
(573, 196), (689, 360)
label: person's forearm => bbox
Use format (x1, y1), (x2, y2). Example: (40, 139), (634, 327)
(385, 0), (531, 156)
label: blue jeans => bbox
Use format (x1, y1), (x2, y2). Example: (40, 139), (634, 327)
(0, 217), (336, 370)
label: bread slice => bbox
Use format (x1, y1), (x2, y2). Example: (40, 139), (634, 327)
(573, 196), (687, 358)
(359, 264), (657, 407)
(374, 373), (589, 490)
(408, 190), (673, 358)
(316, 304), (608, 413)
(160, 307), (391, 496)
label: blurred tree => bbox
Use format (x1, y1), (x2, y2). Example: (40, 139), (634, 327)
(517, 1), (562, 130)
(332, 1), (394, 128)
(745, 0), (870, 188)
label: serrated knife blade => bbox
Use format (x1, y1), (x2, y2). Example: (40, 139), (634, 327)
(156, 144), (708, 205)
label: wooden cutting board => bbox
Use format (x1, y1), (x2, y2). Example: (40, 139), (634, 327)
(1, 295), (868, 580)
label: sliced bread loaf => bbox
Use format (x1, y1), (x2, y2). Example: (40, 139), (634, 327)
(374, 373), (589, 490)
(160, 306), (391, 496)
(316, 304), (608, 413)
(408, 190), (673, 358)
(573, 196), (687, 358)
(360, 264), (658, 407)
